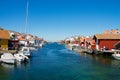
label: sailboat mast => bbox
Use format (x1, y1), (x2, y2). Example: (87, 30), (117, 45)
(25, 0), (29, 35)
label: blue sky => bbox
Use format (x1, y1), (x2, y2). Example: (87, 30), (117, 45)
(0, 0), (120, 41)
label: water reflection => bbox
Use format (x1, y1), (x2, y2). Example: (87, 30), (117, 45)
(0, 61), (30, 70)
(79, 53), (87, 57)
(90, 54), (112, 65)
(79, 52), (120, 68)
(1, 63), (15, 69)
(0, 63), (15, 80)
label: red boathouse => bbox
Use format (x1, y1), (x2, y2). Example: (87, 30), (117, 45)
(93, 34), (120, 50)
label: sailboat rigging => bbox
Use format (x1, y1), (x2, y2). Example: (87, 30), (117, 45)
(24, 0), (29, 46)
(25, 0), (29, 34)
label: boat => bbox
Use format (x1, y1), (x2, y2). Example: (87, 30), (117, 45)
(14, 53), (29, 62)
(34, 43), (43, 48)
(112, 50), (120, 60)
(28, 47), (37, 51)
(67, 44), (79, 50)
(0, 53), (16, 64)
(39, 43), (43, 47)
(21, 47), (31, 57)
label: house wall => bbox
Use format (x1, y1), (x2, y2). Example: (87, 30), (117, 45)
(29, 40), (34, 44)
(8, 40), (19, 50)
(99, 39), (120, 50)
(1, 39), (8, 49)
(14, 42), (19, 47)
(19, 40), (25, 45)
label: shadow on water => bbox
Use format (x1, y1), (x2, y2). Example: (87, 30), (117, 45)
(0, 42), (120, 80)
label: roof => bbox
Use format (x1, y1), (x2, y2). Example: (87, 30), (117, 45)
(19, 37), (26, 41)
(0, 30), (10, 39)
(94, 34), (120, 39)
(80, 38), (85, 42)
(85, 37), (93, 42)
(104, 30), (120, 34)
(85, 37), (95, 45)
(90, 40), (95, 45)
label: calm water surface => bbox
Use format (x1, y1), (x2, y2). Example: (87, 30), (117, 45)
(0, 42), (120, 80)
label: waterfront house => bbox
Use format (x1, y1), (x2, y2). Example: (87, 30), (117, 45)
(34, 37), (43, 46)
(85, 37), (96, 49)
(0, 30), (10, 50)
(93, 34), (120, 50)
(69, 37), (75, 44)
(73, 36), (80, 45)
(18, 34), (26, 46)
(65, 38), (70, 44)
(8, 39), (19, 50)
(8, 31), (19, 50)
(65, 37), (75, 44)
(27, 34), (35, 46)
(80, 37), (85, 46)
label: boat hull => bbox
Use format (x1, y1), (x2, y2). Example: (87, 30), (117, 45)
(1, 53), (16, 64)
(1, 58), (16, 64)
(112, 54), (120, 60)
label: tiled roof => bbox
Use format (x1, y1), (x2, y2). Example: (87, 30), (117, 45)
(19, 37), (26, 41)
(104, 30), (120, 34)
(0, 30), (10, 39)
(94, 34), (120, 39)
(85, 37), (93, 42)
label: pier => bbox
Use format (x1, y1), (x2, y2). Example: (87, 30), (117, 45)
(0, 50), (17, 54)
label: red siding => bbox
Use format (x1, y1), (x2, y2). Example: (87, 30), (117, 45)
(99, 39), (120, 50)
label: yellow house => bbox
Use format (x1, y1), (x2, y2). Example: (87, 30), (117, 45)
(0, 30), (10, 50)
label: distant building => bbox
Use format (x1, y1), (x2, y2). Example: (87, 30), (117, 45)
(17, 34), (26, 46)
(104, 29), (120, 34)
(85, 37), (96, 49)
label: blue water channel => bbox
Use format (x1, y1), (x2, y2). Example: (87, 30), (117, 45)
(0, 42), (120, 80)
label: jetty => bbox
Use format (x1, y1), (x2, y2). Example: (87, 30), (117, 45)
(0, 50), (17, 54)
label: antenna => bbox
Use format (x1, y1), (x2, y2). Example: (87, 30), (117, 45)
(25, 0), (29, 34)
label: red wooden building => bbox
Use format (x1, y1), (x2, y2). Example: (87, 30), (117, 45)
(93, 34), (120, 50)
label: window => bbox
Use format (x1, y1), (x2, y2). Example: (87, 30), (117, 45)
(110, 31), (112, 34)
(116, 31), (120, 34)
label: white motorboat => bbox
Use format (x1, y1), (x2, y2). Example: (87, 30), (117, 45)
(67, 44), (80, 50)
(14, 53), (29, 62)
(1, 53), (16, 64)
(34, 44), (42, 47)
(34, 42), (44, 48)
(39, 43), (43, 47)
(112, 50), (120, 60)
(21, 47), (31, 57)
(28, 47), (37, 51)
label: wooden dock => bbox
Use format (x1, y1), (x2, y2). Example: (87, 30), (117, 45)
(0, 50), (18, 54)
